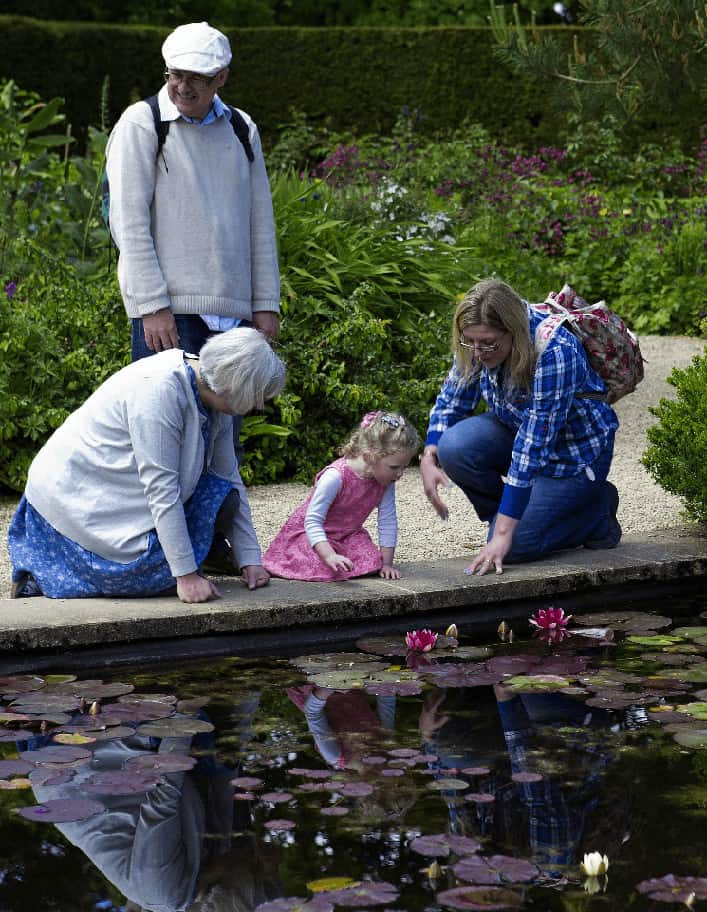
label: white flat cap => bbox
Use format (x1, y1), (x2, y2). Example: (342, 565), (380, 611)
(162, 22), (232, 75)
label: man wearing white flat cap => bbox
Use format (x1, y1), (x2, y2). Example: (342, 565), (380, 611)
(105, 22), (280, 573)
(106, 21), (280, 360)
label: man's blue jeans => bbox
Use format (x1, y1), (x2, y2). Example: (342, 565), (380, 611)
(131, 314), (244, 463)
(437, 411), (617, 563)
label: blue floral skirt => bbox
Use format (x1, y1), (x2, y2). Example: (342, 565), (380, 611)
(8, 473), (234, 598)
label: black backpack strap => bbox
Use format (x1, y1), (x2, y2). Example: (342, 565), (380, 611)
(227, 105), (255, 162)
(145, 94), (170, 159)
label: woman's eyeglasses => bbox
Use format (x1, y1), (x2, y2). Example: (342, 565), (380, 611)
(459, 339), (503, 354)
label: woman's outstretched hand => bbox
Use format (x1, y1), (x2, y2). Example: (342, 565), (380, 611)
(177, 572), (222, 603)
(465, 518), (518, 576)
(420, 449), (450, 520)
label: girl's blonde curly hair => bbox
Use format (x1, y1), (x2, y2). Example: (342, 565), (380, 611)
(340, 410), (421, 460)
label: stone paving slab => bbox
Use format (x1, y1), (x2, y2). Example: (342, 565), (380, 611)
(0, 528), (704, 655)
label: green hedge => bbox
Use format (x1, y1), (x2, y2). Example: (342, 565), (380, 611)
(0, 16), (702, 150)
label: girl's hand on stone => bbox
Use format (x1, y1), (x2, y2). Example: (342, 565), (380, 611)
(325, 552), (354, 573)
(379, 564), (401, 579)
(177, 572), (221, 603)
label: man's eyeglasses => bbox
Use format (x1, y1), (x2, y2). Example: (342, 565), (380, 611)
(164, 70), (216, 89)
(459, 338), (503, 354)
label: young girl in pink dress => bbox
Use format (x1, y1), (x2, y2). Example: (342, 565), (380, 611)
(263, 411), (420, 581)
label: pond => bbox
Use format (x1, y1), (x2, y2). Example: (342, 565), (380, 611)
(1, 589), (706, 912)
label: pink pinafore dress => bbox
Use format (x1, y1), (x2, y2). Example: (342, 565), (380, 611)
(263, 458), (387, 581)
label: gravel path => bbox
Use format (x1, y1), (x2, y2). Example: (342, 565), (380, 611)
(1, 335), (703, 595)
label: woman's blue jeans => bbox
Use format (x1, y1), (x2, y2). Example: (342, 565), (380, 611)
(437, 411), (617, 563)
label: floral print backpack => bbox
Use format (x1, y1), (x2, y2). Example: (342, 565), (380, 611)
(534, 284), (645, 404)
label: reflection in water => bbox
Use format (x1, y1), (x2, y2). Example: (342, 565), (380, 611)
(3, 601), (707, 911)
(22, 695), (281, 912)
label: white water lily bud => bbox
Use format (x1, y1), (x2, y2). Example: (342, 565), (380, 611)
(580, 851), (609, 876)
(427, 860), (442, 880)
(89, 701), (101, 716)
(445, 623), (458, 638)
(498, 621), (509, 640)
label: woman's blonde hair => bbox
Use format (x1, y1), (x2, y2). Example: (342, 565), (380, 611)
(199, 327), (286, 414)
(451, 278), (535, 391)
(341, 410), (421, 460)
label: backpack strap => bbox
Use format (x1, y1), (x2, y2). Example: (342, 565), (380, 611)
(227, 105), (255, 162)
(145, 94), (170, 159)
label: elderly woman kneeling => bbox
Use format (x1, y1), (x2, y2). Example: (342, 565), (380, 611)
(9, 327), (285, 603)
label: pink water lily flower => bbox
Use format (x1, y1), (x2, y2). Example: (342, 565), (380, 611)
(405, 629), (438, 652)
(529, 606), (572, 630)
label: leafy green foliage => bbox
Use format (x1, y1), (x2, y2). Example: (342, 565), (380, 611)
(490, 0), (706, 135)
(642, 351), (707, 523)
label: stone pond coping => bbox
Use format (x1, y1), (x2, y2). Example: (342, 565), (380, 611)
(0, 527), (704, 671)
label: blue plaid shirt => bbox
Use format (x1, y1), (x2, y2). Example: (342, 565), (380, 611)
(426, 304), (619, 518)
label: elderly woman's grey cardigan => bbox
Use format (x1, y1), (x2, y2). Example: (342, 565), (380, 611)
(26, 349), (261, 577)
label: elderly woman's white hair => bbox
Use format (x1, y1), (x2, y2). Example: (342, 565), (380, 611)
(199, 327), (286, 414)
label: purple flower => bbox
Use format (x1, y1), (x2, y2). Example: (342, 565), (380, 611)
(5, 281), (17, 299)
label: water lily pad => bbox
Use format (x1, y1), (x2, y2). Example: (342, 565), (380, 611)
(636, 874), (707, 903)
(662, 666), (707, 684)
(138, 717), (214, 737)
(506, 674), (570, 692)
(452, 854), (539, 885)
(381, 768), (405, 777)
(90, 725), (136, 742)
(83, 770), (162, 795)
(117, 691), (176, 704)
(465, 793), (495, 804)
(11, 695), (81, 713)
(364, 680), (423, 697)
(625, 635), (684, 647)
(234, 792), (255, 801)
(320, 805), (349, 816)
(355, 636), (420, 657)
(125, 752), (197, 773)
(672, 725), (707, 748)
(573, 611), (672, 632)
(288, 767), (333, 779)
(29, 767), (74, 787)
(409, 834), (481, 858)
(671, 626), (707, 641)
(46, 681), (135, 700)
(462, 767), (491, 777)
(436, 885), (523, 910)
(255, 898), (335, 912)
(427, 778), (469, 791)
(19, 745), (92, 765)
(231, 776), (264, 789)
(336, 781), (374, 797)
(261, 791), (293, 804)
(362, 755), (387, 766)
(677, 702), (707, 720)
(0, 759), (35, 778)
(309, 877), (359, 894)
(486, 656), (541, 675)
(0, 777), (31, 790)
(319, 880), (398, 907)
(0, 675), (45, 696)
(17, 798), (104, 823)
(0, 712), (30, 723)
(511, 772), (544, 783)
(98, 700), (176, 725)
(52, 732), (96, 746)
(0, 727), (34, 741)
(264, 818), (297, 830)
